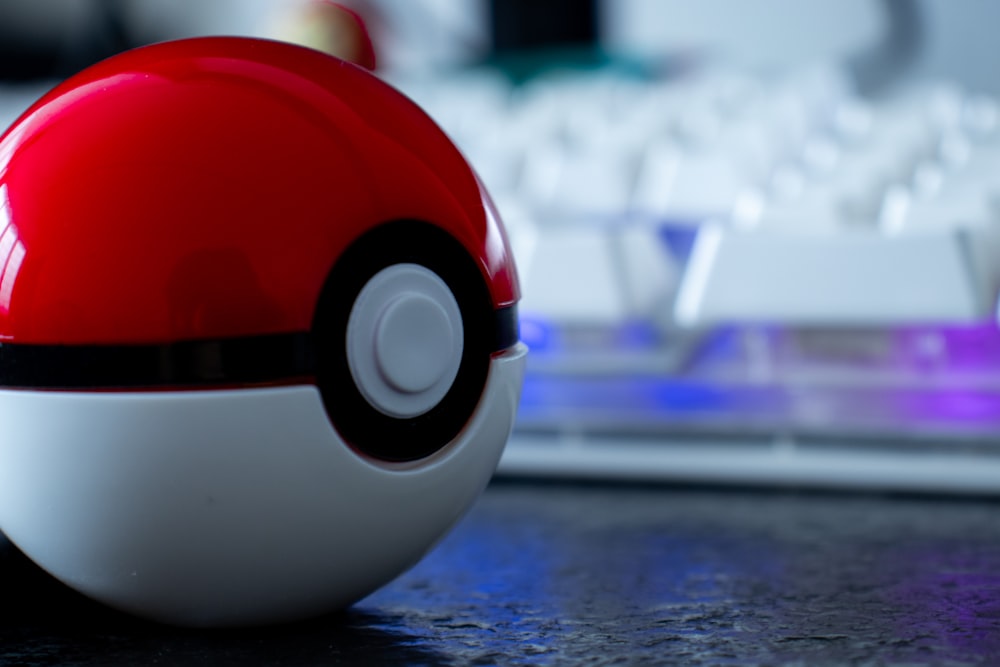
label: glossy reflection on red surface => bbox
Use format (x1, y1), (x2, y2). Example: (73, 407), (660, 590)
(0, 37), (518, 345)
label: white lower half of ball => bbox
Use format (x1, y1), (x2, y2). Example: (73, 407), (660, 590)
(0, 344), (527, 627)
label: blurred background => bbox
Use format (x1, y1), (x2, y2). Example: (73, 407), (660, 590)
(5, 0), (1000, 86)
(3, 0), (1000, 494)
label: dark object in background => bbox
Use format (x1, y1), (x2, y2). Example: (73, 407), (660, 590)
(487, 0), (604, 80)
(0, 0), (130, 81)
(489, 0), (598, 54)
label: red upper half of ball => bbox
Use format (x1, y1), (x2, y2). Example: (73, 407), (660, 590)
(0, 37), (518, 345)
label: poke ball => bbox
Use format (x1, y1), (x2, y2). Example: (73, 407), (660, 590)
(0, 37), (525, 627)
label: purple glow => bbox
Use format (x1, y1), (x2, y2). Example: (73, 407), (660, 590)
(885, 544), (1000, 656)
(516, 315), (1000, 436)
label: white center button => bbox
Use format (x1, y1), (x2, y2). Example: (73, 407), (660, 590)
(346, 263), (464, 418)
(375, 293), (454, 394)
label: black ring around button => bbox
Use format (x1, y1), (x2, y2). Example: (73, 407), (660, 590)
(311, 220), (501, 462)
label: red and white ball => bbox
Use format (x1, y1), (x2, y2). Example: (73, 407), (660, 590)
(0, 37), (524, 627)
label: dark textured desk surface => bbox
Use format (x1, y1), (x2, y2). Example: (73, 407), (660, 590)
(2, 481), (999, 665)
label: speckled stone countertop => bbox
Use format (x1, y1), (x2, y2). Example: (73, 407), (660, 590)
(3, 481), (1000, 665)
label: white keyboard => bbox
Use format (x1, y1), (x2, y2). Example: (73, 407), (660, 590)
(391, 65), (1000, 327)
(391, 63), (1000, 494)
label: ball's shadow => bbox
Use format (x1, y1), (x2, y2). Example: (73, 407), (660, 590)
(0, 533), (447, 666)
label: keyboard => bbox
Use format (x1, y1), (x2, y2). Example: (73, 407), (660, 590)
(390, 63), (1000, 494)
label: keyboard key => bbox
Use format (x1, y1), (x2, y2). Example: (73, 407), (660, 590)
(521, 142), (636, 217)
(674, 223), (1000, 325)
(517, 225), (628, 325)
(633, 142), (759, 223)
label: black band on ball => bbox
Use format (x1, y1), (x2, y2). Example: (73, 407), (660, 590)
(0, 219), (518, 466)
(0, 333), (316, 389)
